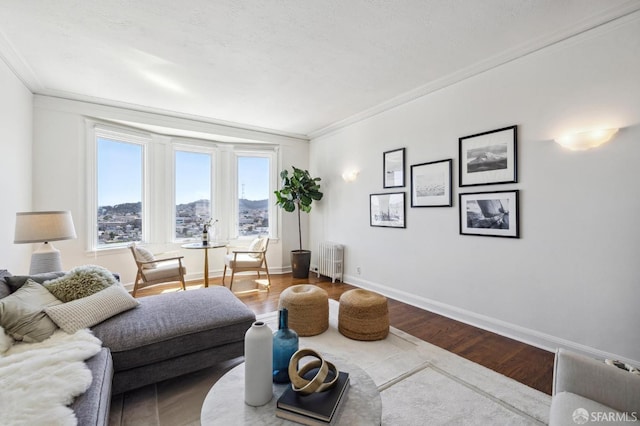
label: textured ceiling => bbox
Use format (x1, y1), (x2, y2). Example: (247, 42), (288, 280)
(0, 1), (638, 138)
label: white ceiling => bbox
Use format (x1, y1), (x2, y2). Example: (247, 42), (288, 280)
(1, 1), (639, 139)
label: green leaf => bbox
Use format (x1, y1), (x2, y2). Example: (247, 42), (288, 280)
(300, 194), (312, 206)
(300, 203), (312, 213)
(310, 191), (323, 200)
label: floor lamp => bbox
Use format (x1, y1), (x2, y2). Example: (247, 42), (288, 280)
(14, 211), (77, 274)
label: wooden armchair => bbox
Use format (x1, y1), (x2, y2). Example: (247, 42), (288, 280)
(222, 237), (271, 292)
(129, 243), (187, 297)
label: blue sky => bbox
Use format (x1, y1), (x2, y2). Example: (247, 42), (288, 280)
(98, 138), (269, 206)
(175, 150), (211, 204)
(97, 138), (142, 206)
(237, 156), (269, 201)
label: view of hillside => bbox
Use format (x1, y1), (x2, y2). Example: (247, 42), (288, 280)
(97, 198), (269, 245)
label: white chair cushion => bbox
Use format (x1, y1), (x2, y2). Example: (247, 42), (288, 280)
(225, 253), (263, 268)
(142, 263), (186, 280)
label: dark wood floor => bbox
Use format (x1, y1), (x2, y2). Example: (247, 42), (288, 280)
(135, 273), (554, 395)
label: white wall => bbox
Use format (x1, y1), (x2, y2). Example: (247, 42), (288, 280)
(310, 15), (640, 363)
(31, 97), (310, 285)
(0, 58), (33, 272)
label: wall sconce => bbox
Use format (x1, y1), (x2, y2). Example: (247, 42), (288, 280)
(341, 170), (359, 182)
(554, 128), (618, 151)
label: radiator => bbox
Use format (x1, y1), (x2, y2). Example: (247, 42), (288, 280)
(317, 241), (344, 283)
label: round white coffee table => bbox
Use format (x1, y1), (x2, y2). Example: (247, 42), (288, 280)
(200, 356), (381, 425)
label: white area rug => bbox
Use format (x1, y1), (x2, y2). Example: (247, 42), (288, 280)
(111, 301), (550, 425)
(0, 329), (102, 426)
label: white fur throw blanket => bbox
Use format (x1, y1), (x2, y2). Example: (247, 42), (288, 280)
(0, 329), (102, 425)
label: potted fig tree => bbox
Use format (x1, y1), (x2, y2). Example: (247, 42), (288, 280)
(274, 166), (323, 278)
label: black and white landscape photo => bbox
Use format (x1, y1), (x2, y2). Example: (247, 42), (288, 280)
(466, 143), (508, 174)
(459, 125), (517, 186)
(410, 159), (452, 207)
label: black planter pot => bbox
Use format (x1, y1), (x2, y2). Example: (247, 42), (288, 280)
(291, 250), (311, 278)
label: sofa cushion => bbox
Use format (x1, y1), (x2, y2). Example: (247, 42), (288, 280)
(91, 286), (255, 372)
(4, 271), (66, 293)
(45, 284), (140, 333)
(0, 280), (62, 342)
(550, 391), (639, 425)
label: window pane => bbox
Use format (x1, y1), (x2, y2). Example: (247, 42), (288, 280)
(238, 156), (269, 237)
(175, 150), (212, 239)
(97, 138), (143, 246)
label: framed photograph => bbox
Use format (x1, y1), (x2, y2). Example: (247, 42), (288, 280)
(410, 159), (452, 207)
(459, 190), (519, 238)
(370, 192), (406, 228)
(383, 148), (405, 188)
(459, 125), (517, 187)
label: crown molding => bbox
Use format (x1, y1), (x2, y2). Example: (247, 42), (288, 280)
(34, 93), (309, 145)
(0, 27), (42, 91)
(308, 3), (640, 140)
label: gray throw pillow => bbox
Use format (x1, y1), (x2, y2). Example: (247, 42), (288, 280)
(44, 265), (118, 303)
(0, 279), (62, 342)
(0, 270), (12, 299)
(4, 271), (66, 293)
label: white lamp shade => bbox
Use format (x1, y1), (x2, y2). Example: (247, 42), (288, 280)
(14, 211), (77, 244)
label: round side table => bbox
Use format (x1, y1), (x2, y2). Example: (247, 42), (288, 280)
(181, 242), (226, 287)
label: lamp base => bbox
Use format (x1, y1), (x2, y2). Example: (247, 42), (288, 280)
(29, 243), (63, 274)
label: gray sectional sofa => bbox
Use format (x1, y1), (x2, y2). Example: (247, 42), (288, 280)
(0, 271), (256, 426)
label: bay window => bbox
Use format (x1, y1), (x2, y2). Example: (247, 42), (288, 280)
(89, 121), (278, 251)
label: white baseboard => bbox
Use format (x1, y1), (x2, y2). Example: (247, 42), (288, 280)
(343, 274), (640, 366)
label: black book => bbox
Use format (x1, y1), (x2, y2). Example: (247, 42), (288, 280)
(276, 369), (350, 424)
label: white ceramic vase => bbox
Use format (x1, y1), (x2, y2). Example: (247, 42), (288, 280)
(244, 321), (273, 406)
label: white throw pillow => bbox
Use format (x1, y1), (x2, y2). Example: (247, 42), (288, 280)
(134, 246), (157, 269)
(248, 238), (264, 259)
(45, 284), (140, 333)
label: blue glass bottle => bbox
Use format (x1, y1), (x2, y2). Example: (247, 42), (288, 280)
(272, 308), (299, 383)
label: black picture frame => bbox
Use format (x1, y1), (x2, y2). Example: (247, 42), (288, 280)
(383, 148), (405, 188)
(410, 159), (453, 207)
(459, 125), (517, 187)
(370, 192), (406, 228)
(459, 190), (519, 238)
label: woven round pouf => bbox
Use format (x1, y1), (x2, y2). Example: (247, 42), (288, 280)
(278, 285), (329, 336)
(338, 289), (389, 341)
